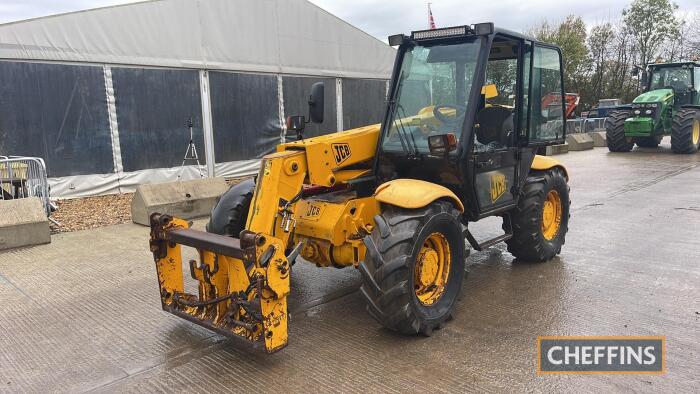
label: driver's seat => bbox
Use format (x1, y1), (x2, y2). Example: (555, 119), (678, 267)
(475, 106), (513, 147)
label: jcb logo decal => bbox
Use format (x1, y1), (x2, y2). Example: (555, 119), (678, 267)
(332, 143), (351, 165)
(490, 173), (507, 203)
(304, 204), (321, 218)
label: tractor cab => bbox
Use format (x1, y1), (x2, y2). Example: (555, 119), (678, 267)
(645, 62), (700, 107)
(375, 24), (566, 220)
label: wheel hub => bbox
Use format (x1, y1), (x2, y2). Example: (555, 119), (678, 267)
(542, 190), (562, 241)
(693, 119), (699, 146)
(417, 249), (439, 286)
(414, 232), (451, 306)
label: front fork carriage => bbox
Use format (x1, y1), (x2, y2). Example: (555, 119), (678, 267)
(149, 213), (291, 353)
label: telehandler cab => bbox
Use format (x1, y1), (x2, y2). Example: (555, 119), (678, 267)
(149, 23), (571, 353)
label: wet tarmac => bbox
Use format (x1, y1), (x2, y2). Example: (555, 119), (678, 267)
(1, 141), (699, 393)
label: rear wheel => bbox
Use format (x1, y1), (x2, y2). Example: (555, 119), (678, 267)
(505, 168), (570, 262)
(606, 110), (634, 152)
(359, 201), (465, 335)
(635, 136), (661, 148)
(671, 108), (700, 154)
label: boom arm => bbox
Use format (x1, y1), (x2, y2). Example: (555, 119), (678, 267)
(149, 124), (380, 353)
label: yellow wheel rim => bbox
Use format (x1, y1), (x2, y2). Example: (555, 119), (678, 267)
(542, 190), (562, 241)
(414, 232), (451, 306)
(692, 119), (700, 146)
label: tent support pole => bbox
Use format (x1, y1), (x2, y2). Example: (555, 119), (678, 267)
(199, 70), (216, 178)
(335, 78), (343, 132)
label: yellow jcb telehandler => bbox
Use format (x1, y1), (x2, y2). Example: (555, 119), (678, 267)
(149, 23), (571, 353)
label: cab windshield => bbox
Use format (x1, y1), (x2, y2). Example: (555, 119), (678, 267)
(649, 66), (692, 91)
(381, 40), (481, 154)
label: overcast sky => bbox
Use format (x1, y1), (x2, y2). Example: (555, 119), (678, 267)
(0, 0), (698, 39)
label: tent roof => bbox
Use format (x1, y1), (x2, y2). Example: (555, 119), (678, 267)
(0, 0), (395, 79)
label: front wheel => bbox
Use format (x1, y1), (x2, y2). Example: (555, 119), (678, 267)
(505, 168), (570, 262)
(206, 178), (255, 236)
(671, 108), (700, 154)
(359, 201), (465, 335)
(606, 110), (634, 152)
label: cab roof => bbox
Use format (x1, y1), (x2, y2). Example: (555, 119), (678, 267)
(395, 23), (553, 46)
(493, 27), (539, 43)
(648, 61), (700, 68)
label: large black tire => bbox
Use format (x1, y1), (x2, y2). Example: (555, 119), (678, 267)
(359, 201), (465, 336)
(606, 110), (634, 152)
(505, 168), (570, 262)
(671, 108), (700, 154)
(206, 178), (255, 237)
(635, 136), (661, 148)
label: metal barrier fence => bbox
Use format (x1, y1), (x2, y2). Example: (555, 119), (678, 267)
(566, 118), (607, 134)
(0, 156), (51, 216)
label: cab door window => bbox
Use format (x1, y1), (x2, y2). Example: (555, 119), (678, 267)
(473, 43), (518, 153)
(530, 46), (565, 143)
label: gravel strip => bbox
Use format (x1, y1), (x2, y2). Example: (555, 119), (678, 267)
(51, 193), (133, 233)
(49, 177), (250, 233)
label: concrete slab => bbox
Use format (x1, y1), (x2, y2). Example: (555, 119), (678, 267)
(1, 144), (700, 392)
(588, 131), (607, 147)
(544, 142), (569, 155)
(0, 197), (50, 250)
(566, 133), (595, 151)
(131, 178), (230, 225)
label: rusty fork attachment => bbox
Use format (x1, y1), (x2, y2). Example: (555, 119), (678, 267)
(149, 213), (291, 353)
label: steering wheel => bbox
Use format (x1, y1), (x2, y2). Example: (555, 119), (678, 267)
(433, 104), (466, 124)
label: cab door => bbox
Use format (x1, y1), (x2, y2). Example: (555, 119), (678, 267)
(470, 36), (525, 216)
(526, 44), (566, 146)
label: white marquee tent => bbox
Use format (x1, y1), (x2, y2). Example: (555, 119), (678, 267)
(0, 0), (395, 198)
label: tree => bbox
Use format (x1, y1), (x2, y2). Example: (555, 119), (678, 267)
(530, 16), (590, 105)
(602, 23), (641, 103)
(588, 23), (615, 102)
(670, 11), (700, 60)
(623, 0), (681, 66)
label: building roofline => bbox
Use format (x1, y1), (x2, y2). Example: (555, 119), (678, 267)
(0, 0), (391, 52)
(0, 0), (161, 27)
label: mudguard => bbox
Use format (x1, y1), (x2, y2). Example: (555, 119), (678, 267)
(374, 179), (464, 212)
(531, 155), (569, 180)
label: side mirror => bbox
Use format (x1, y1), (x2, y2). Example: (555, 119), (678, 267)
(308, 82), (324, 124)
(630, 67), (639, 77)
(641, 71), (648, 88)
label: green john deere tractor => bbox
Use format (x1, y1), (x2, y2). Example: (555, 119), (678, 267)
(606, 61), (700, 153)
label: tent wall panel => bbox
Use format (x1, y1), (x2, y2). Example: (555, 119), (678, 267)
(341, 78), (388, 130)
(0, 61), (113, 177)
(282, 76), (337, 139)
(112, 67), (205, 172)
(209, 72), (281, 163)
